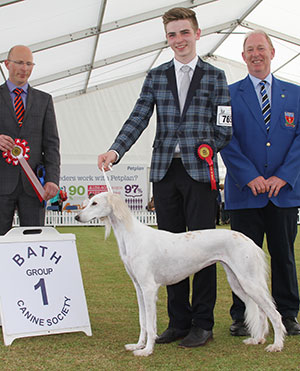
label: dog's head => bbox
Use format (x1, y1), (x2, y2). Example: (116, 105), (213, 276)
(75, 192), (132, 238)
(76, 192), (113, 222)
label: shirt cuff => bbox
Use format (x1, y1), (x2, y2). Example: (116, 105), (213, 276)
(110, 150), (119, 162)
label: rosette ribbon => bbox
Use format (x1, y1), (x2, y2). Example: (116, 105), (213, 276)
(2, 138), (45, 202)
(197, 144), (217, 190)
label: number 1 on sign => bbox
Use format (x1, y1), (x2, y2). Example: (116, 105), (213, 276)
(34, 278), (49, 305)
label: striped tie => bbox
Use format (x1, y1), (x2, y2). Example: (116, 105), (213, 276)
(259, 81), (271, 130)
(13, 88), (25, 127)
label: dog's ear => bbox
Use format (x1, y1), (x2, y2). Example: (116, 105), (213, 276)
(107, 193), (132, 231)
(100, 217), (111, 239)
(107, 193), (127, 220)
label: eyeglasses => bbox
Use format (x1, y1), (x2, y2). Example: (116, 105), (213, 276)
(7, 59), (35, 67)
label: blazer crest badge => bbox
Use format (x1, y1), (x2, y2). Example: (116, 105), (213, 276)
(284, 112), (295, 127)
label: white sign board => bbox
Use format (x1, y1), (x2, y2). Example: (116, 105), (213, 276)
(0, 227), (92, 345)
(58, 163), (149, 211)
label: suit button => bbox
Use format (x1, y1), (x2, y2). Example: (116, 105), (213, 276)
(266, 142), (271, 147)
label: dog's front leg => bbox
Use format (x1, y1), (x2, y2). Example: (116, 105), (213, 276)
(133, 285), (159, 357)
(125, 280), (147, 352)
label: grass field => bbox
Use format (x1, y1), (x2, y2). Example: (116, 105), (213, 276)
(0, 225), (300, 370)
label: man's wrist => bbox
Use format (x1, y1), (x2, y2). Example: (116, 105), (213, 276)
(109, 150), (119, 162)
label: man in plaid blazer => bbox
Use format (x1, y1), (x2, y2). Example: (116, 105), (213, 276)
(99, 7), (232, 347)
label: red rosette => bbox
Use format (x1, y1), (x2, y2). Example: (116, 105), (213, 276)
(2, 138), (30, 166)
(2, 138), (45, 202)
(196, 144), (217, 190)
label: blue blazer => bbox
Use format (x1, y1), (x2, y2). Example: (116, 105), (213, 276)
(221, 75), (300, 209)
(110, 58), (232, 183)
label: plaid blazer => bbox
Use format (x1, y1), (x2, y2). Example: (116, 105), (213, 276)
(110, 57), (232, 183)
(0, 83), (60, 196)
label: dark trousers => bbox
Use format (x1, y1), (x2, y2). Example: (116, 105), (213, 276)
(229, 202), (300, 320)
(0, 179), (45, 235)
(153, 159), (217, 331)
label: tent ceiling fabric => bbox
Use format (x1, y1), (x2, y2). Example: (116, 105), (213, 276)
(0, 0), (299, 103)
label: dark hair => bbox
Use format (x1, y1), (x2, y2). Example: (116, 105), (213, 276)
(162, 7), (199, 32)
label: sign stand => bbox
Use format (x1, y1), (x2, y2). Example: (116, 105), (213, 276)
(0, 227), (92, 345)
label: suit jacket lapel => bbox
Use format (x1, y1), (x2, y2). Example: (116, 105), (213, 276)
(166, 64), (179, 110)
(182, 62), (204, 117)
(0, 83), (18, 123)
(240, 76), (266, 134)
(166, 58), (205, 118)
(23, 85), (33, 123)
(269, 76), (285, 135)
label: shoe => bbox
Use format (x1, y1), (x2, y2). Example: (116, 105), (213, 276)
(282, 317), (300, 335)
(230, 320), (250, 336)
(178, 326), (213, 348)
(155, 327), (190, 344)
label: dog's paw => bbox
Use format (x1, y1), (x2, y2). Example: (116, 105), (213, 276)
(243, 337), (266, 345)
(125, 343), (144, 351)
(265, 343), (283, 352)
(243, 337), (258, 345)
(133, 348), (153, 357)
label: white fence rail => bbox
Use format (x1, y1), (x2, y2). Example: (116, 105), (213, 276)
(12, 210), (157, 227)
(11, 209), (300, 227)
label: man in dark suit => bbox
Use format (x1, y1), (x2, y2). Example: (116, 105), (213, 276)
(221, 30), (300, 336)
(0, 45), (60, 235)
(98, 7), (232, 347)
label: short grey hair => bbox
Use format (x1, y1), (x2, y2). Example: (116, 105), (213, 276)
(243, 30), (274, 51)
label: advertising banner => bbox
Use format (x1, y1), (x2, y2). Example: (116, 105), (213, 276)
(57, 164), (149, 211)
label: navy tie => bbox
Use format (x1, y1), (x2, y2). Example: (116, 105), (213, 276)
(259, 81), (271, 130)
(13, 88), (25, 127)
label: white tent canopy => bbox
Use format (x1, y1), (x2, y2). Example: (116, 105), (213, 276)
(0, 0), (299, 175)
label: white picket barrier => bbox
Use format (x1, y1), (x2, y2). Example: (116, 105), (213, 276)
(12, 209), (300, 227)
(12, 210), (157, 227)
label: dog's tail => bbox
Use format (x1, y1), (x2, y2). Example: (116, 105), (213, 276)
(244, 296), (269, 339)
(221, 242), (270, 340)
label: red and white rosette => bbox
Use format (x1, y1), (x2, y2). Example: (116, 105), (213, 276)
(197, 144), (217, 191)
(2, 138), (45, 202)
(3, 138), (30, 166)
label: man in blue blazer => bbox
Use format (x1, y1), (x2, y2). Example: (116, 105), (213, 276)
(99, 8), (232, 347)
(221, 30), (300, 336)
(0, 45), (60, 235)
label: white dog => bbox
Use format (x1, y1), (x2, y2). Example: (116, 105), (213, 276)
(75, 192), (285, 357)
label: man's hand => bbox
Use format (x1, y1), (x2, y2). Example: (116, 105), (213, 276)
(98, 151), (117, 171)
(266, 176), (287, 198)
(0, 134), (15, 152)
(43, 182), (59, 201)
(247, 176), (269, 196)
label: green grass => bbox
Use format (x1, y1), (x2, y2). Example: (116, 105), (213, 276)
(0, 225), (300, 370)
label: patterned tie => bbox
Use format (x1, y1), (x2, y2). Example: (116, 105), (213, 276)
(179, 65), (191, 113)
(13, 88), (25, 127)
(259, 81), (271, 130)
